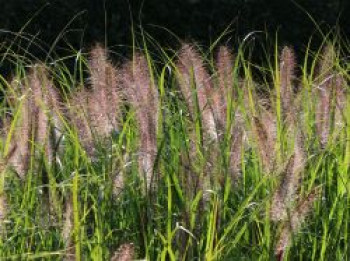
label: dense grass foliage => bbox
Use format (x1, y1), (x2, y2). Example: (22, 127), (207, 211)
(0, 35), (349, 261)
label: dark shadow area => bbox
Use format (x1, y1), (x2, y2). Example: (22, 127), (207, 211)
(0, 0), (348, 64)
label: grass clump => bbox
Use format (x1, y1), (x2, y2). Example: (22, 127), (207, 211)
(0, 31), (348, 261)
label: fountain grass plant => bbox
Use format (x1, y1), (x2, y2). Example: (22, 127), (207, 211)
(0, 28), (348, 261)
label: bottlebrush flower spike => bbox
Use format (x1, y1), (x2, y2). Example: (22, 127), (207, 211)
(229, 122), (244, 181)
(252, 110), (276, 173)
(315, 45), (337, 148)
(318, 45), (336, 79)
(270, 154), (296, 222)
(67, 88), (95, 156)
(0, 194), (6, 230)
(316, 81), (331, 148)
(110, 243), (135, 261)
(7, 77), (35, 178)
(29, 64), (64, 164)
(334, 74), (347, 129)
(280, 46), (296, 127)
(216, 46), (234, 91)
(88, 44), (122, 137)
(5, 65), (64, 177)
(271, 130), (306, 221)
(62, 197), (75, 261)
(209, 86), (227, 138)
(275, 188), (320, 260)
(212, 46), (236, 135)
(68, 45), (122, 156)
(176, 43), (216, 140)
(121, 52), (159, 191)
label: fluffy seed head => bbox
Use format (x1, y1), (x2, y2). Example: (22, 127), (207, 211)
(274, 188), (320, 258)
(67, 88), (94, 155)
(0, 195), (7, 229)
(6, 76), (35, 178)
(88, 44), (122, 136)
(176, 43), (212, 116)
(280, 46), (296, 127)
(110, 243), (135, 261)
(216, 46), (234, 91)
(5, 64), (64, 176)
(318, 45), (336, 79)
(229, 122), (244, 181)
(270, 155), (296, 222)
(271, 130), (306, 222)
(208, 87), (225, 139)
(176, 43), (217, 140)
(67, 44), (122, 157)
(121, 52), (159, 190)
(30, 64), (63, 163)
(315, 75), (334, 148)
(62, 199), (73, 245)
(252, 113), (275, 173)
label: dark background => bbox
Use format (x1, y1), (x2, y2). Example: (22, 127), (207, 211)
(0, 0), (349, 61)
